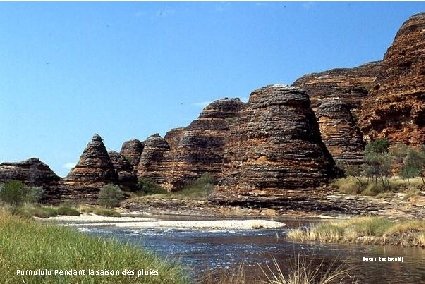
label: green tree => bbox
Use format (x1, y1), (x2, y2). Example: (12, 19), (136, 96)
(137, 178), (167, 195)
(400, 148), (425, 183)
(98, 184), (124, 208)
(25, 187), (44, 204)
(0, 180), (27, 206)
(363, 139), (392, 188)
(365, 138), (390, 154)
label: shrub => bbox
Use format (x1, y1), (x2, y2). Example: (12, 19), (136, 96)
(331, 177), (362, 194)
(138, 178), (168, 195)
(178, 173), (214, 199)
(57, 205), (80, 216)
(0, 180), (27, 207)
(94, 208), (121, 217)
(365, 138), (390, 154)
(363, 152), (392, 187)
(400, 148), (425, 182)
(98, 184), (124, 208)
(25, 187), (44, 204)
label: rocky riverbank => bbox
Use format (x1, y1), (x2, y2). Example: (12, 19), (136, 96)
(119, 189), (425, 220)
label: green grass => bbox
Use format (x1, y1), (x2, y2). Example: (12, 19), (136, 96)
(8, 204), (81, 218)
(287, 217), (425, 247)
(79, 205), (121, 217)
(0, 210), (188, 283)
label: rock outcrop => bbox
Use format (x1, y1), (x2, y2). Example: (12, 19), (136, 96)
(292, 63), (381, 166)
(293, 62), (382, 118)
(0, 158), (62, 202)
(109, 151), (138, 190)
(63, 134), (117, 200)
(359, 13), (425, 145)
(315, 100), (365, 165)
(165, 98), (244, 190)
(137, 134), (172, 186)
(120, 139), (144, 169)
(136, 99), (244, 191)
(217, 85), (338, 196)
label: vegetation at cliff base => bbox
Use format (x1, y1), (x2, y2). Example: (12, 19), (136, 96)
(335, 139), (425, 197)
(98, 184), (124, 208)
(0, 210), (188, 284)
(287, 216), (425, 247)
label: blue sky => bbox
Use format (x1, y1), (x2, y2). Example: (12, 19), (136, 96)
(0, 2), (424, 177)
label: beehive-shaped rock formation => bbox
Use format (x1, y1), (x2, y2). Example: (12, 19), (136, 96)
(293, 62), (381, 118)
(109, 151), (138, 190)
(165, 98), (244, 189)
(218, 85), (337, 194)
(137, 134), (172, 186)
(120, 139), (144, 169)
(316, 100), (365, 165)
(64, 134), (117, 188)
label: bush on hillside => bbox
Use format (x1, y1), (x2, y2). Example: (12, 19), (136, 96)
(98, 184), (124, 208)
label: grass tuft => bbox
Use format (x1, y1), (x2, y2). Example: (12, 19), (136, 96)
(287, 217), (425, 247)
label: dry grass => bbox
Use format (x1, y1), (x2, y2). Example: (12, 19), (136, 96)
(332, 176), (424, 197)
(260, 256), (355, 284)
(287, 217), (425, 247)
(199, 255), (355, 284)
(199, 264), (249, 284)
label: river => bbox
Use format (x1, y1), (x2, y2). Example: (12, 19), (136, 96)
(65, 216), (425, 284)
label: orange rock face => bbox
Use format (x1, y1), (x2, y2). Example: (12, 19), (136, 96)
(137, 99), (244, 191)
(315, 100), (365, 165)
(120, 139), (144, 169)
(217, 85), (338, 195)
(137, 134), (173, 187)
(0, 158), (62, 203)
(293, 62), (381, 119)
(359, 13), (425, 145)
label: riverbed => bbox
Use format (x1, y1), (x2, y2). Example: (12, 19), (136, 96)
(49, 215), (425, 283)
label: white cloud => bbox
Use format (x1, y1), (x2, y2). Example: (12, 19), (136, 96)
(63, 162), (76, 170)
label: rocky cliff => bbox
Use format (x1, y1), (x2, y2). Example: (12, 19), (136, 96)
(359, 13), (425, 145)
(0, 158), (62, 202)
(217, 85), (338, 196)
(293, 62), (382, 118)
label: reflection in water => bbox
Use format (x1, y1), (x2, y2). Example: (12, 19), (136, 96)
(71, 219), (425, 284)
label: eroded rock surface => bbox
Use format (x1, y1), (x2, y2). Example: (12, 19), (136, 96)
(120, 139), (144, 169)
(136, 99), (244, 191)
(0, 158), (62, 202)
(315, 100), (365, 165)
(63, 134), (117, 200)
(293, 62), (381, 118)
(137, 134), (172, 187)
(166, 98), (244, 190)
(217, 85), (338, 196)
(109, 151), (137, 190)
(359, 13), (425, 144)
